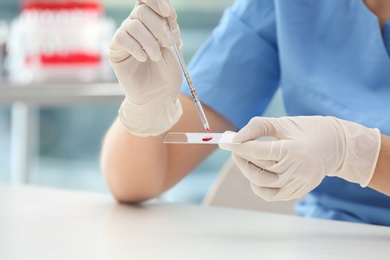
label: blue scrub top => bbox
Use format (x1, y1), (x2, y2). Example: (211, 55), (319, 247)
(181, 0), (390, 226)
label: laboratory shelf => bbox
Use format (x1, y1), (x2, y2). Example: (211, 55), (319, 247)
(0, 82), (124, 184)
(0, 83), (124, 105)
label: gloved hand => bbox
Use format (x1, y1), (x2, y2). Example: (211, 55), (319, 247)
(219, 116), (381, 201)
(109, 0), (183, 136)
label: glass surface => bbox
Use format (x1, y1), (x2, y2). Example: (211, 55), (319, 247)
(164, 132), (239, 144)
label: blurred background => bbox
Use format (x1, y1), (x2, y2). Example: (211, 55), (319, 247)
(0, 0), (285, 203)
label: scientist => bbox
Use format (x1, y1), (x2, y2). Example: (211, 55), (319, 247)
(101, 0), (390, 225)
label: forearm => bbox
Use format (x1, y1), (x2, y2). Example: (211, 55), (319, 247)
(100, 118), (169, 203)
(100, 95), (235, 204)
(102, 0), (226, 203)
(368, 134), (390, 196)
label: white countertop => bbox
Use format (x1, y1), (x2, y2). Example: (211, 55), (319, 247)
(0, 184), (389, 260)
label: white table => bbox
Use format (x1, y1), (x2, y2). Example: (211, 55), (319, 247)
(0, 184), (389, 260)
(0, 83), (124, 183)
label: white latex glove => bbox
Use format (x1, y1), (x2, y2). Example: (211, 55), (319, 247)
(219, 116), (381, 201)
(109, 0), (183, 136)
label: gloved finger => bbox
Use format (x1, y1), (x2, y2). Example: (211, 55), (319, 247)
(109, 30), (147, 62)
(163, 2), (182, 53)
(166, 6), (181, 43)
(234, 150), (294, 177)
(220, 138), (283, 161)
(232, 154), (287, 188)
(233, 117), (281, 143)
(250, 179), (306, 201)
(138, 0), (171, 17)
(284, 180), (307, 200)
(249, 183), (281, 202)
(274, 179), (309, 200)
(217, 131), (237, 150)
(121, 19), (162, 61)
(167, 19), (182, 49)
(130, 4), (171, 48)
(232, 152), (284, 174)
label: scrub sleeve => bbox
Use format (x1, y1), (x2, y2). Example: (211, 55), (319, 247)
(181, 0), (390, 226)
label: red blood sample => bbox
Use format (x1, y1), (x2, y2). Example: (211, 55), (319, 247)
(202, 136), (213, 142)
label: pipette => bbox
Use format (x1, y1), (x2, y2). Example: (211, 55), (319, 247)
(165, 19), (210, 133)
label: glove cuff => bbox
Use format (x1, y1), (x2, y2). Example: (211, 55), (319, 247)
(330, 119), (381, 187)
(118, 96), (183, 137)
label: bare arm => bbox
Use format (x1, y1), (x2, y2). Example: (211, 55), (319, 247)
(102, 0), (235, 203)
(101, 94), (236, 203)
(368, 134), (390, 196)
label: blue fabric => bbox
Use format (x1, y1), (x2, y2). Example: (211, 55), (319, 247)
(296, 178), (390, 226)
(384, 20), (390, 56)
(181, 0), (390, 226)
(181, 0), (280, 129)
